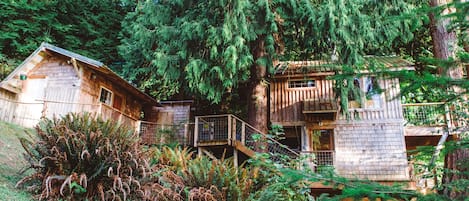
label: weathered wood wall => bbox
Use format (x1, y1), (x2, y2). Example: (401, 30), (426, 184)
(29, 58), (82, 119)
(270, 76), (334, 124)
(79, 66), (141, 121)
(270, 77), (404, 124)
(0, 89), (19, 124)
(1, 55), (146, 128)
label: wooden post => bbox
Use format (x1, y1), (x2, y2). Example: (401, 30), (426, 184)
(227, 115), (232, 145)
(184, 123), (189, 146)
(194, 116), (199, 147)
(136, 120), (141, 135)
(241, 122), (246, 145)
(198, 147), (203, 158)
(41, 101), (47, 118)
(233, 149), (238, 168)
(444, 104), (452, 130)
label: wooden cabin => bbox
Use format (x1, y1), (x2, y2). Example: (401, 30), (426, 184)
(270, 57), (414, 182)
(0, 43), (159, 130)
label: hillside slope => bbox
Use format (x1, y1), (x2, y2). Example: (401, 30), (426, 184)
(0, 121), (34, 200)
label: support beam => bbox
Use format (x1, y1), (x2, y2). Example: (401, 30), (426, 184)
(233, 149), (238, 168)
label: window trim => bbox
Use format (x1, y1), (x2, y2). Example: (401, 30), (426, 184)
(99, 86), (113, 106)
(287, 79), (316, 89)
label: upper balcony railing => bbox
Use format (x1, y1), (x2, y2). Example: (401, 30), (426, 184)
(402, 102), (448, 127)
(194, 114), (299, 162)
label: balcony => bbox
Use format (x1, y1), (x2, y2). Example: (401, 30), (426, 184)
(194, 114), (299, 162)
(402, 102), (449, 136)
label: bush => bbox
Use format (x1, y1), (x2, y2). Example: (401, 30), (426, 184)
(145, 146), (261, 201)
(16, 113), (150, 200)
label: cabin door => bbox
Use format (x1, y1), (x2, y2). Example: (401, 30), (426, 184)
(43, 87), (79, 119)
(308, 129), (335, 171)
(16, 78), (47, 127)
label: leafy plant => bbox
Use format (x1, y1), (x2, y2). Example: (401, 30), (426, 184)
(16, 113), (151, 200)
(147, 146), (259, 201)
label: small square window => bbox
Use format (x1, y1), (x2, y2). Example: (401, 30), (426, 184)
(99, 87), (113, 105)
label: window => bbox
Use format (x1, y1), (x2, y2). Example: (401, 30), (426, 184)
(364, 77), (382, 108)
(311, 130), (334, 151)
(99, 87), (113, 105)
(288, 79), (315, 88)
(348, 76), (382, 109)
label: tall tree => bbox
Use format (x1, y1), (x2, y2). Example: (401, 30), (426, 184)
(119, 0), (417, 133)
(0, 0), (129, 72)
(428, 1), (469, 198)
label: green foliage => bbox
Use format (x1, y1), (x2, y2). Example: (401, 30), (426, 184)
(0, 121), (34, 201)
(16, 113), (150, 200)
(0, 0), (129, 72)
(119, 0), (419, 111)
(146, 146), (258, 200)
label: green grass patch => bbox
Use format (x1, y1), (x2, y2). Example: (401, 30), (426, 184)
(0, 121), (34, 200)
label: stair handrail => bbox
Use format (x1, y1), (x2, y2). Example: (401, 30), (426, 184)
(229, 114), (299, 157)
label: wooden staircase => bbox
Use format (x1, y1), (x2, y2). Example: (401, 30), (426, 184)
(193, 114), (299, 163)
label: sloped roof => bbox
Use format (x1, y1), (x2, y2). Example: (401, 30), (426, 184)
(275, 56), (414, 76)
(0, 42), (159, 106)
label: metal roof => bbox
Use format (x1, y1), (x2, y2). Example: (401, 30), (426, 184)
(275, 56), (414, 76)
(42, 43), (104, 67)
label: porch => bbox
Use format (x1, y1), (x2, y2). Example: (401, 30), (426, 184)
(402, 102), (460, 136)
(193, 114), (299, 163)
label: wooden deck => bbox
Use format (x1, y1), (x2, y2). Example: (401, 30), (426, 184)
(402, 102), (456, 136)
(193, 114), (299, 163)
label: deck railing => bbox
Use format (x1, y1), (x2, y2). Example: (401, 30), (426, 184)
(402, 102), (448, 127)
(139, 122), (192, 145)
(194, 114), (299, 162)
(302, 150), (335, 174)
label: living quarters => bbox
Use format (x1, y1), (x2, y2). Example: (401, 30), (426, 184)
(0, 43), (159, 130)
(270, 57), (414, 182)
(192, 56), (422, 185)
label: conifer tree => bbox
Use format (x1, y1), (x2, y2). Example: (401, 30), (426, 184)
(119, 0), (417, 133)
(0, 0), (129, 71)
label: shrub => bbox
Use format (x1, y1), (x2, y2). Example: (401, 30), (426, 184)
(146, 147), (261, 201)
(16, 113), (150, 200)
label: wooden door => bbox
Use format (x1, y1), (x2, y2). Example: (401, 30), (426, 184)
(16, 78), (47, 127)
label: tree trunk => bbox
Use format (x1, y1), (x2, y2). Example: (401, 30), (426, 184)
(247, 38), (268, 135)
(429, 0), (468, 198)
(443, 146), (469, 198)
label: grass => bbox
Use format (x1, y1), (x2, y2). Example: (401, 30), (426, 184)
(0, 121), (34, 201)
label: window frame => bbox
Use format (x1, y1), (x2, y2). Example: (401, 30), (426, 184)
(287, 79), (316, 89)
(99, 86), (113, 106)
(348, 76), (383, 109)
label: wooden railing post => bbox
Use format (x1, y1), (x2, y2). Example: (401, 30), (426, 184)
(136, 120), (141, 135)
(227, 115), (232, 145)
(444, 104), (452, 130)
(241, 121), (246, 145)
(194, 117), (199, 147)
(41, 100), (47, 118)
(183, 123), (189, 146)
